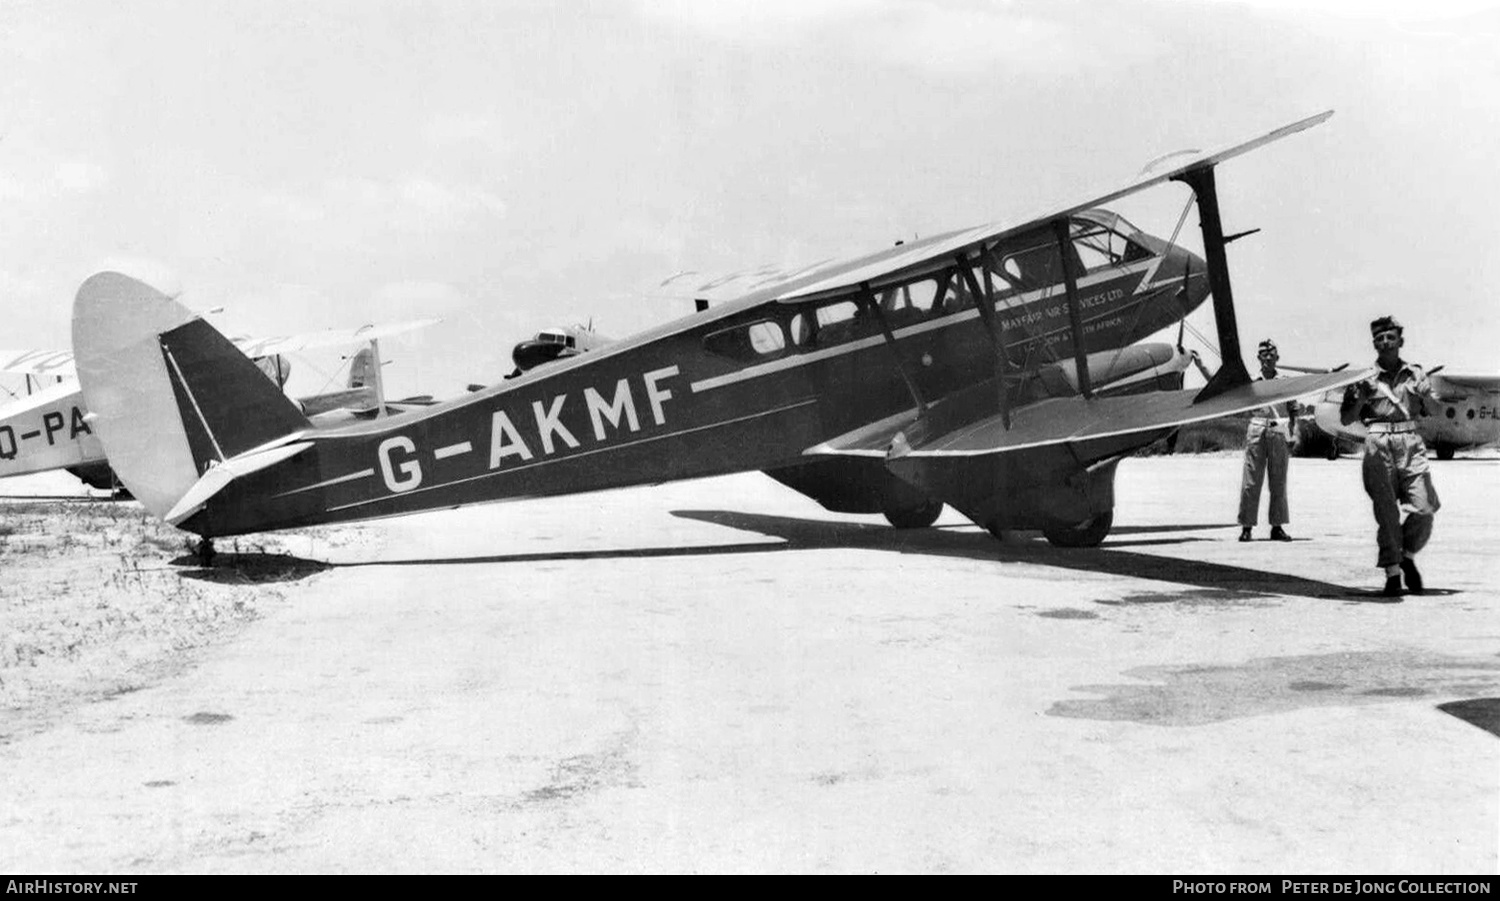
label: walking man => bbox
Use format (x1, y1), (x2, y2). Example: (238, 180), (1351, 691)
(1340, 316), (1440, 597)
(1238, 339), (1297, 542)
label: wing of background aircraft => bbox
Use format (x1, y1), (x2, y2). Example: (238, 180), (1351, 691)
(0, 349), (79, 380)
(1, 318), (440, 486)
(0, 318), (439, 382)
(1431, 373), (1500, 397)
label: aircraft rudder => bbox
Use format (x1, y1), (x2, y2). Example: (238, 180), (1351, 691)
(72, 265), (309, 522)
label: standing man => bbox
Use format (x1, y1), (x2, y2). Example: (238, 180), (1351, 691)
(1238, 339), (1297, 542)
(1341, 316), (1440, 598)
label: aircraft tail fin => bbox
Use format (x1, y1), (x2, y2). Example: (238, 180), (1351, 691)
(347, 346), (375, 389)
(72, 266), (310, 522)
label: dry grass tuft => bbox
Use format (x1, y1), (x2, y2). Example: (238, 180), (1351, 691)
(0, 498), (361, 742)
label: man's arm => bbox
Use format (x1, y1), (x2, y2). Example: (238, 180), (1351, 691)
(1341, 381), (1368, 426)
(1408, 365), (1437, 417)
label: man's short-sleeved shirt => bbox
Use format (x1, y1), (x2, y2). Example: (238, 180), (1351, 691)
(1343, 361), (1434, 424)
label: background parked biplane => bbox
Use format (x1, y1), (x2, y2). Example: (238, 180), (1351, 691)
(0, 319), (437, 490)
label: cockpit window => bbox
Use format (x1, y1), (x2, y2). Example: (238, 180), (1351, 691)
(1071, 216), (1152, 271)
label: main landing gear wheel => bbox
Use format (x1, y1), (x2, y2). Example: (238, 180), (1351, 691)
(1435, 445), (1456, 461)
(1042, 511), (1114, 548)
(883, 499), (944, 529)
(192, 538), (216, 567)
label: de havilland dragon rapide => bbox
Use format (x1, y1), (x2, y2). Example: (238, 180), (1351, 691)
(70, 111), (1367, 562)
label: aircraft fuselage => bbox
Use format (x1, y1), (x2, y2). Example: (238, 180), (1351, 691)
(183, 218), (1207, 536)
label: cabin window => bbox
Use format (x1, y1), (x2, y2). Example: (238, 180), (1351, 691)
(808, 299), (883, 347)
(875, 281), (935, 328)
(704, 320), (787, 361)
(937, 270), (978, 314)
(816, 300), (859, 328)
(998, 243), (1063, 291)
(748, 321), (785, 354)
(789, 312), (813, 346)
(900, 279), (939, 314)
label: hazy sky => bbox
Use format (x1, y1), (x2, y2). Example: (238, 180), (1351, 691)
(2, 0), (1497, 400)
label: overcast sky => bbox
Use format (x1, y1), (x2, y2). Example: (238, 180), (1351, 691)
(2, 0), (1496, 400)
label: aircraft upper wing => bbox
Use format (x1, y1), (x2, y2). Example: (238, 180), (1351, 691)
(0, 349), (79, 379)
(808, 368), (1369, 459)
(0, 318), (441, 379)
(229, 318), (442, 358)
(667, 111), (1332, 310)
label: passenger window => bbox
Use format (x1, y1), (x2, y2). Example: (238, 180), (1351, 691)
(748, 321), (785, 354)
(877, 283), (931, 328)
(813, 300), (876, 346)
(816, 301), (858, 328)
(703, 320), (788, 361)
(1001, 244), (1063, 289)
(902, 279), (938, 313)
(789, 312), (813, 347)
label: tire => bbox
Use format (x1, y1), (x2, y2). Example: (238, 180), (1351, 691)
(1325, 444), (1340, 461)
(883, 499), (944, 529)
(1435, 445), (1455, 461)
(1043, 510), (1114, 548)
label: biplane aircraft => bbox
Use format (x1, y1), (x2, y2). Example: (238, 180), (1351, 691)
(71, 112), (1368, 561)
(0, 319), (436, 488)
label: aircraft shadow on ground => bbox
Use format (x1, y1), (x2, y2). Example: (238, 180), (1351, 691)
(671, 510), (1367, 601)
(173, 552), (333, 584)
(1437, 698), (1500, 738)
(332, 508), (1384, 602)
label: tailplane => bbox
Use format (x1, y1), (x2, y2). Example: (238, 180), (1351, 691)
(72, 266), (310, 522)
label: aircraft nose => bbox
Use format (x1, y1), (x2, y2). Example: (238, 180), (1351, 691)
(511, 340), (566, 373)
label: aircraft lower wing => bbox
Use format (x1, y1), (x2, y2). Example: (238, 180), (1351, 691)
(802, 369), (1369, 536)
(809, 369), (1370, 460)
(908, 369), (1368, 456)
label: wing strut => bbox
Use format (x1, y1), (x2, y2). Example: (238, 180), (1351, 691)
(1051, 219), (1094, 398)
(956, 248), (1012, 428)
(1175, 165), (1252, 401)
(859, 282), (928, 413)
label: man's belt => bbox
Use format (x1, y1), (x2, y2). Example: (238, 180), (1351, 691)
(1249, 417), (1288, 426)
(1367, 421), (1417, 434)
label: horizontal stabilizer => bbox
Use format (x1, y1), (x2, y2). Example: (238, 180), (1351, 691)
(165, 441), (313, 525)
(298, 385), (377, 417)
